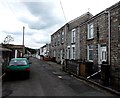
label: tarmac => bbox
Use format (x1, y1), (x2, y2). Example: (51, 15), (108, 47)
(46, 61), (120, 96)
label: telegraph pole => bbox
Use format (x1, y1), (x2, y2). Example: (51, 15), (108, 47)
(23, 26), (25, 57)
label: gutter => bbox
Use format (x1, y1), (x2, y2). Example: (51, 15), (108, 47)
(104, 10), (111, 65)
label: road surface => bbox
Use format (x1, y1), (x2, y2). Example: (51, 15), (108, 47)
(2, 57), (117, 97)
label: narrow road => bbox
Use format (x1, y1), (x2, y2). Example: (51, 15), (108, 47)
(2, 57), (116, 97)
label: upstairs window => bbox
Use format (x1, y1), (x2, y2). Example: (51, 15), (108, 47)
(57, 33), (60, 45)
(88, 23), (94, 39)
(71, 29), (76, 43)
(61, 30), (64, 43)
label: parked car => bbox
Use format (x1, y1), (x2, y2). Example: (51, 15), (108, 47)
(6, 58), (31, 78)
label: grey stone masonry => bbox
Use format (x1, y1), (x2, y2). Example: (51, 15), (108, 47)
(51, 1), (120, 74)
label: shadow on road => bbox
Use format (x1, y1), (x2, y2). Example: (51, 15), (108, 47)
(3, 74), (29, 82)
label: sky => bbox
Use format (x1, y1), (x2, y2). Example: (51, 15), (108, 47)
(0, 0), (119, 49)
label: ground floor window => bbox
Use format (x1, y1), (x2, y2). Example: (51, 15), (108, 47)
(87, 45), (94, 62)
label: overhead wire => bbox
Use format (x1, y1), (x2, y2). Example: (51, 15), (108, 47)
(59, 0), (67, 23)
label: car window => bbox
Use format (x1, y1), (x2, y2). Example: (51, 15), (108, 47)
(9, 60), (27, 66)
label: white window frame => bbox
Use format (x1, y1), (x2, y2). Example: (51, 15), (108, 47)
(57, 33), (60, 45)
(61, 30), (64, 43)
(101, 46), (107, 62)
(71, 29), (76, 43)
(87, 23), (94, 39)
(71, 45), (75, 60)
(87, 45), (94, 62)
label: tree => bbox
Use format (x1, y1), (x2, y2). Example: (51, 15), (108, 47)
(3, 35), (14, 44)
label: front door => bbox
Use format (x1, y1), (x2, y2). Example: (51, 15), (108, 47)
(101, 46), (107, 62)
(98, 45), (107, 64)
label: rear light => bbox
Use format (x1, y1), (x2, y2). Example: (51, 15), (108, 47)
(25, 68), (30, 71)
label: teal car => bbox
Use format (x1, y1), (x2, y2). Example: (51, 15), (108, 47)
(6, 58), (30, 78)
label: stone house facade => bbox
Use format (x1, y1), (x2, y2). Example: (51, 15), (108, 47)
(51, 25), (66, 63)
(51, 12), (93, 63)
(65, 12), (93, 60)
(50, 1), (120, 89)
(39, 44), (50, 57)
(51, 2), (120, 69)
(77, 1), (120, 88)
(78, 1), (120, 72)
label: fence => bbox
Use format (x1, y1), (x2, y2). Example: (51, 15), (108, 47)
(63, 59), (93, 77)
(62, 59), (120, 92)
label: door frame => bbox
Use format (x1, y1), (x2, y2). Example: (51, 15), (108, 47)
(98, 44), (107, 64)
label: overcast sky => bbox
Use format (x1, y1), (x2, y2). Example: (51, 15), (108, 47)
(0, 0), (119, 49)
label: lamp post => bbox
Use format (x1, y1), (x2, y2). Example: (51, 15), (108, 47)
(23, 26), (25, 57)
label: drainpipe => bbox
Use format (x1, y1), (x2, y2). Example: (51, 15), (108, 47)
(105, 11), (111, 65)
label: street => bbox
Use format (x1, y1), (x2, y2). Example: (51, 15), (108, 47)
(2, 57), (116, 97)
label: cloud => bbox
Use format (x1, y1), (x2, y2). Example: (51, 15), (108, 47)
(20, 1), (65, 30)
(0, 0), (66, 48)
(3, 30), (33, 36)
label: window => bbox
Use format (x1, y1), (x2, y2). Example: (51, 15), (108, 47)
(72, 47), (75, 59)
(71, 45), (75, 59)
(101, 46), (107, 62)
(54, 36), (56, 46)
(9, 60), (27, 66)
(61, 30), (64, 43)
(57, 33), (60, 45)
(87, 45), (94, 61)
(102, 51), (106, 61)
(71, 29), (76, 43)
(88, 23), (94, 39)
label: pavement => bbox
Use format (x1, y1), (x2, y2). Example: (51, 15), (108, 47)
(46, 61), (120, 96)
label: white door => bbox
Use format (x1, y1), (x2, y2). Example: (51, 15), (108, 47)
(99, 46), (107, 64)
(101, 46), (107, 62)
(98, 46), (107, 64)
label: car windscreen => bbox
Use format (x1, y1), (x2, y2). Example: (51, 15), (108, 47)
(9, 60), (27, 66)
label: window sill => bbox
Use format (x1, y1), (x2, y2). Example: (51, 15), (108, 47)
(88, 60), (93, 62)
(87, 38), (94, 41)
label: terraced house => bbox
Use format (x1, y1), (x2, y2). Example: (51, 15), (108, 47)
(51, 12), (93, 63)
(50, 1), (120, 88)
(51, 25), (66, 64)
(79, 1), (120, 75)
